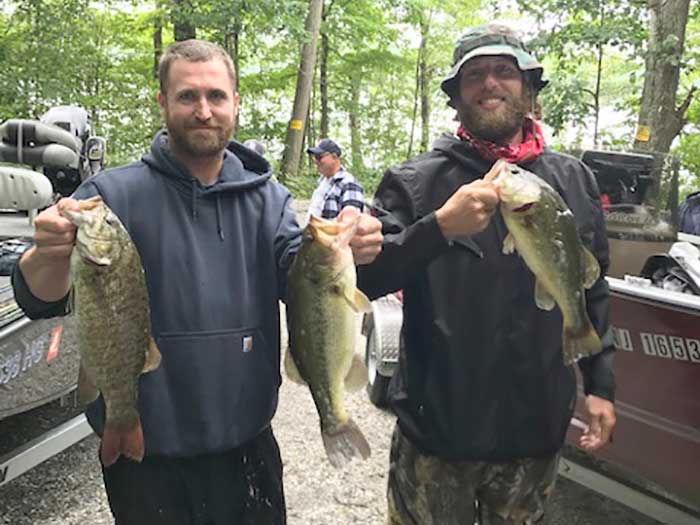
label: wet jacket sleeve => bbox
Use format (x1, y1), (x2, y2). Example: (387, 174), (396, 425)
(357, 166), (451, 300)
(576, 164), (616, 402)
(275, 193), (302, 302)
(11, 263), (70, 319)
(9, 181), (100, 320)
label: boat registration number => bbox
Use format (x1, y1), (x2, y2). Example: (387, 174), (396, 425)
(613, 326), (700, 363)
(0, 336), (46, 385)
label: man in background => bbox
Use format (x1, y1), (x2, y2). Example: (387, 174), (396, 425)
(306, 138), (364, 221)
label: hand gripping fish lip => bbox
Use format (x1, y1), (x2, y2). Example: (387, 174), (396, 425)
(491, 162), (542, 210)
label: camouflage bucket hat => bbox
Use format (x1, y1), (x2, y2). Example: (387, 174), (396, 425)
(440, 23), (548, 101)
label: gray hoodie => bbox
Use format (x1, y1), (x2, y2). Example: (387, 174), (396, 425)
(14, 131), (301, 457)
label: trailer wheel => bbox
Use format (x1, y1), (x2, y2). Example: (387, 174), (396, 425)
(365, 326), (390, 408)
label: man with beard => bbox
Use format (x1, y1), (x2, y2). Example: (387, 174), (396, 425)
(12, 39), (382, 524)
(357, 23), (616, 524)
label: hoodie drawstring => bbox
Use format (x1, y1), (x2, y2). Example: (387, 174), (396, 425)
(191, 180), (198, 220)
(190, 179), (224, 241)
(216, 193), (224, 241)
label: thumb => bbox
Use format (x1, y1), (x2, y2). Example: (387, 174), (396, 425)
(337, 206), (360, 224)
(483, 159), (507, 183)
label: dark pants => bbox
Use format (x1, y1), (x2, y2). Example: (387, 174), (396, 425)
(102, 426), (286, 525)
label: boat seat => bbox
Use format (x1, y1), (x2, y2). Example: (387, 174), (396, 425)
(0, 166), (54, 211)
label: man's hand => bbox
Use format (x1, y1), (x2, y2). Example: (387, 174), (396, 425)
(29, 198), (80, 260)
(337, 206), (383, 265)
(18, 198), (81, 302)
(435, 178), (500, 241)
(580, 395), (616, 451)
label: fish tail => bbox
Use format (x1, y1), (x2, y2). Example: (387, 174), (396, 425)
(100, 413), (144, 467)
(321, 418), (371, 468)
(563, 321), (603, 366)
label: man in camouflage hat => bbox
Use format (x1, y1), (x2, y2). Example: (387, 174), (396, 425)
(358, 23), (616, 524)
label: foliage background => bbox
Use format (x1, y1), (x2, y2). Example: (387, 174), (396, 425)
(0, 0), (697, 198)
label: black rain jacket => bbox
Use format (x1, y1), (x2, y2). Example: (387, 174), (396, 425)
(357, 133), (615, 462)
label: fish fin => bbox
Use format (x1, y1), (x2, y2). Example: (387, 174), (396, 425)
(142, 337), (161, 373)
(283, 348), (306, 385)
(562, 321), (603, 365)
(77, 363), (99, 404)
(502, 232), (517, 255)
(322, 418), (371, 468)
(342, 287), (372, 314)
(344, 354), (368, 392)
(534, 280), (556, 310)
(581, 246), (601, 289)
(100, 413), (144, 467)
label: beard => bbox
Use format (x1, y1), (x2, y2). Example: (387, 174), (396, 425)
(166, 116), (234, 159)
(457, 90), (531, 144)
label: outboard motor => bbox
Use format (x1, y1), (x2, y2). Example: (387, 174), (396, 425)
(40, 106), (106, 196)
(0, 105), (106, 198)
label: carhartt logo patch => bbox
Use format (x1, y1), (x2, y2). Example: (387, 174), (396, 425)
(242, 335), (253, 353)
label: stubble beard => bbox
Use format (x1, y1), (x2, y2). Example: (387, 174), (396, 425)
(457, 91), (531, 144)
(167, 119), (234, 159)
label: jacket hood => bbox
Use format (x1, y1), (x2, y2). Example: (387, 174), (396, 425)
(142, 130), (272, 195)
(142, 130), (274, 241)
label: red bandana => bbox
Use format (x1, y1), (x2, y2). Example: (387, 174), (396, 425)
(456, 118), (545, 163)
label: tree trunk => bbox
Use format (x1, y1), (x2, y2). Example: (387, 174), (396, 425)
(319, 21), (329, 138)
(153, 1), (163, 80)
(418, 15), (430, 153)
(280, 0), (324, 180)
(171, 0), (196, 41)
(592, 4), (604, 147)
(634, 0), (693, 153)
(224, 28), (240, 94)
(407, 51), (420, 159)
(593, 41), (602, 147)
(349, 72), (362, 175)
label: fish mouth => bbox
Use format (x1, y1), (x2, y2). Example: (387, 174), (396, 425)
(307, 215), (342, 248)
(76, 245), (112, 266)
(512, 202), (535, 213)
(80, 233), (113, 242)
(83, 255), (111, 267)
(75, 236), (116, 266)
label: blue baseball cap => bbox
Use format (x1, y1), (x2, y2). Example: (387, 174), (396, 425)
(307, 138), (341, 157)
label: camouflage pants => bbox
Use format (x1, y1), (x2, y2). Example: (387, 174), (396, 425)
(386, 424), (559, 525)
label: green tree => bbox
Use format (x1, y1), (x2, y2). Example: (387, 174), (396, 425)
(516, 0), (646, 144)
(279, 0), (324, 180)
(633, 0), (695, 154)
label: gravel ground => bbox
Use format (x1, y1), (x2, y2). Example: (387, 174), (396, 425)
(0, 314), (664, 525)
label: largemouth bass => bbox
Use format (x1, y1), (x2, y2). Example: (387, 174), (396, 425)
(59, 196), (160, 466)
(286, 215), (372, 468)
(492, 160), (602, 365)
